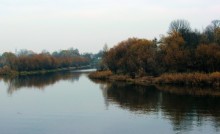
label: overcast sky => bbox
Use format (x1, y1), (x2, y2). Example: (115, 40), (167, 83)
(0, 0), (219, 54)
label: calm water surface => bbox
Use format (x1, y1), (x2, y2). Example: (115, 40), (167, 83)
(0, 70), (220, 134)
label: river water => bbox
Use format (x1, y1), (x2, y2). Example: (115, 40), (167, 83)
(0, 70), (219, 134)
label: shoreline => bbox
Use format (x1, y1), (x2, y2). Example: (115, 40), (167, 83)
(88, 71), (220, 88)
(0, 66), (93, 76)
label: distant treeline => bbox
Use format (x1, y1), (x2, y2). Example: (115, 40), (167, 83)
(0, 48), (103, 75)
(101, 19), (220, 76)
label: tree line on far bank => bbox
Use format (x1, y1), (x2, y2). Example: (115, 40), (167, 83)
(101, 19), (220, 77)
(0, 48), (103, 74)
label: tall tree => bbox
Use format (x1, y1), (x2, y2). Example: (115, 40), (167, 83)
(168, 19), (191, 34)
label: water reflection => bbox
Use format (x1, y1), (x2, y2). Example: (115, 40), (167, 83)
(0, 72), (84, 95)
(156, 85), (220, 96)
(92, 80), (220, 133)
(0, 73), (220, 133)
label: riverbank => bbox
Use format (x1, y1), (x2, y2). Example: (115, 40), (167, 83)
(0, 66), (93, 76)
(89, 71), (220, 88)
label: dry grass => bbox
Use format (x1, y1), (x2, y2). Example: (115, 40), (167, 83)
(89, 71), (220, 88)
(88, 70), (113, 79)
(155, 72), (220, 87)
(109, 75), (131, 81)
(89, 71), (132, 82)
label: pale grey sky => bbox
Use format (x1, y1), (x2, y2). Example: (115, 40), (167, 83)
(0, 0), (219, 54)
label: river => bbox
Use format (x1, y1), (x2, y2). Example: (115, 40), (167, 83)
(0, 70), (219, 134)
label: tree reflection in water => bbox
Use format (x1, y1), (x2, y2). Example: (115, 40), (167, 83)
(92, 79), (220, 133)
(0, 72), (83, 95)
(1, 74), (220, 133)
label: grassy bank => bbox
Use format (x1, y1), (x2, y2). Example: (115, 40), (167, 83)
(0, 66), (18, 76)
(89, 71), (156, 86)
(154, 72), (220, 87)
(89, 71), (220, 88)
(19, 68), (70, 75)
(0, 66), (92, 76)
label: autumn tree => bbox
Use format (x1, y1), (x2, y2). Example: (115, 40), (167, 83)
(104, 41), (127, 73)
(168, 19), (202, 48)
(214, 27), (220, 45)
(196, 44), (220, 72)
(102, 19), (220, 75)
(159, 32), (191, 72)
(104, 38), (158, 76)
(0, 49), (90, 73)
(1, 52), (17, 69)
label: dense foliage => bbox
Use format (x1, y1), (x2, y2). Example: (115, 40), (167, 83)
(0, 48), (97, 73)
(102, 19), (220, 76)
